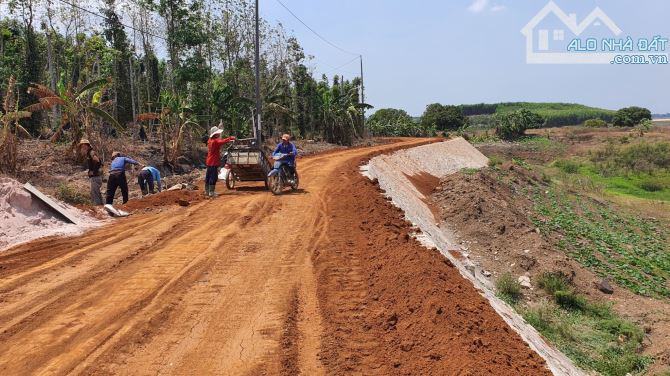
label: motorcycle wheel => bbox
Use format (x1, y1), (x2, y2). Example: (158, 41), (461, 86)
(225, 171), (236, 189)
(291, 172), (299, 191)
(268, 174), (283, 195)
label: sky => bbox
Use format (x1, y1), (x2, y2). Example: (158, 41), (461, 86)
(260, 0), (670, 115)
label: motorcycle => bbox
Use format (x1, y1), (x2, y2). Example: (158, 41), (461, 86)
(267, 152), (299, 195)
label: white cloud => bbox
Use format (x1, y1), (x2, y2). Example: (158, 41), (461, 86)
(468, 0), (489, 13)
(490, 4), (506, 12)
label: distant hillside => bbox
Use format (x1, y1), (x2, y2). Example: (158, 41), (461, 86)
(459, 102), (616, 127)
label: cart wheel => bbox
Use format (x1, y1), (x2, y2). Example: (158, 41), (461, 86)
(268, 174), (283, 195)
(225, 171), (236, 189)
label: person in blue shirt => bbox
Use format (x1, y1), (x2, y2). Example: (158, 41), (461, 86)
(106, 151), (142, 205)
(137, 166), (162, 196)
(272, 134), (298, 178)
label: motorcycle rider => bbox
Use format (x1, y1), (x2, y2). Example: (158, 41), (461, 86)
(272, 134), (298, 181)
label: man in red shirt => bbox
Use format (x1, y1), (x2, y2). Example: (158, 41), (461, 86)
(205, 126), (236, 197)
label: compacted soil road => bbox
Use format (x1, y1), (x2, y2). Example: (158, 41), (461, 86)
(0, 139), (550, 375)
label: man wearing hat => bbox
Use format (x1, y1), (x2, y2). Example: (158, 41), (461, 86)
(106, 151), (142, 205)
(78, 139), (103, 205)
(205, 125), (236, 197)
(272, 133), (298, 179)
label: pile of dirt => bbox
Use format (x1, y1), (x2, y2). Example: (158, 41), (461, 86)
(315, 147), (550, 374)
(431, 165), (578, 296)
(118, 189), (205, 212)
(0, 176), (98, 250)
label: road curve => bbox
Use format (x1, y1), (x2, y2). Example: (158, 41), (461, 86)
(0, 138), (550, 375)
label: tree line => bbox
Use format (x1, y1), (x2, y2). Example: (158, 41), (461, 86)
(0, 0), (368, 168)
(368, 102), (653, 139)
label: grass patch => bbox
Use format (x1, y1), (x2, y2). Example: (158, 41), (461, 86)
(554, 159), (582, 174)
(522, 277), (652, 375)
(537, 271), (572, 295)
(487, 155), (503, 167)
(495, 272), (523, 304)
(579, 169), (670, 201)
(461, 167), (479, 176)
(55, 183), (89, 205)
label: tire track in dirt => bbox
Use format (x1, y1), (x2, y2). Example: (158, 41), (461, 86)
(0, 138), (549, 375)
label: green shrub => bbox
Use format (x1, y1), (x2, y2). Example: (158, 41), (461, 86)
(55, 183), (89, 205)
(554, 290), (588, 311)
(613, 106), (652, 127)
(638, 177), (667, 192)
(584, 119), (608, 128)
(495, 109), (545, 140)
(487, 155), (503, 167)
(522, 304), (555, 332)
(496, 272), (523, 304)
(537, 272), (572, 295)
(461, 167), (479, 176)
(554, 159), (581, 174)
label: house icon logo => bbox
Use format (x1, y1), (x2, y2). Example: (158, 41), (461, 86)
(521, 1), (622, 64)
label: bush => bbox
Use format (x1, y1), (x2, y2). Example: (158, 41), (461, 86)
(368, 108), (434, 137)
(584, 119), (608, 128)
(537, 271), (572, 295)
(554, 159), (581, 174)
(496, 273), (523, 304)
(554, 290), (588, 311)
(488, 155), (503, 167)
(613, 106), (652, 127)
(638, 177), (667, 192)
(420, 103), (468, 131)
(494, 109), (544, 140)
(55, 183), (89, 205)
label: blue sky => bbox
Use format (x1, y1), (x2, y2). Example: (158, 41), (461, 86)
(261, 0), (670, 115)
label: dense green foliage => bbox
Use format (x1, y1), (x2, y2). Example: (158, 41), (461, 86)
(461, 102), (616, 127)
(0, 0), (368, 147)
(494, 109), (544, 140)
(367, 108), (434, 137)
(583, 118), (608, 128)
(613, 106), (652, 127)
(420, 103), (467, 132)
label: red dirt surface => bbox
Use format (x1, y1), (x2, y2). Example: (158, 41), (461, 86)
(315, 151), (550, 375)
(0, 138), (550, 375)
(118, 189), (205, 212)
(404, 171), (442, 221)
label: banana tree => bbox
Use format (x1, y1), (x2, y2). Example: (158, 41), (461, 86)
(136, 92), (203, 167)
(25, 74), (120, 152)
(1, 76), (32, 173)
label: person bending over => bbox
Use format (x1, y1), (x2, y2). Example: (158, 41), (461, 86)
(138, 165), (162, 196)
(106, 151), (141, 205)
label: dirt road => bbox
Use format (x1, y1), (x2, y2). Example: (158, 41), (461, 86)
(0, 139), (550, 375)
